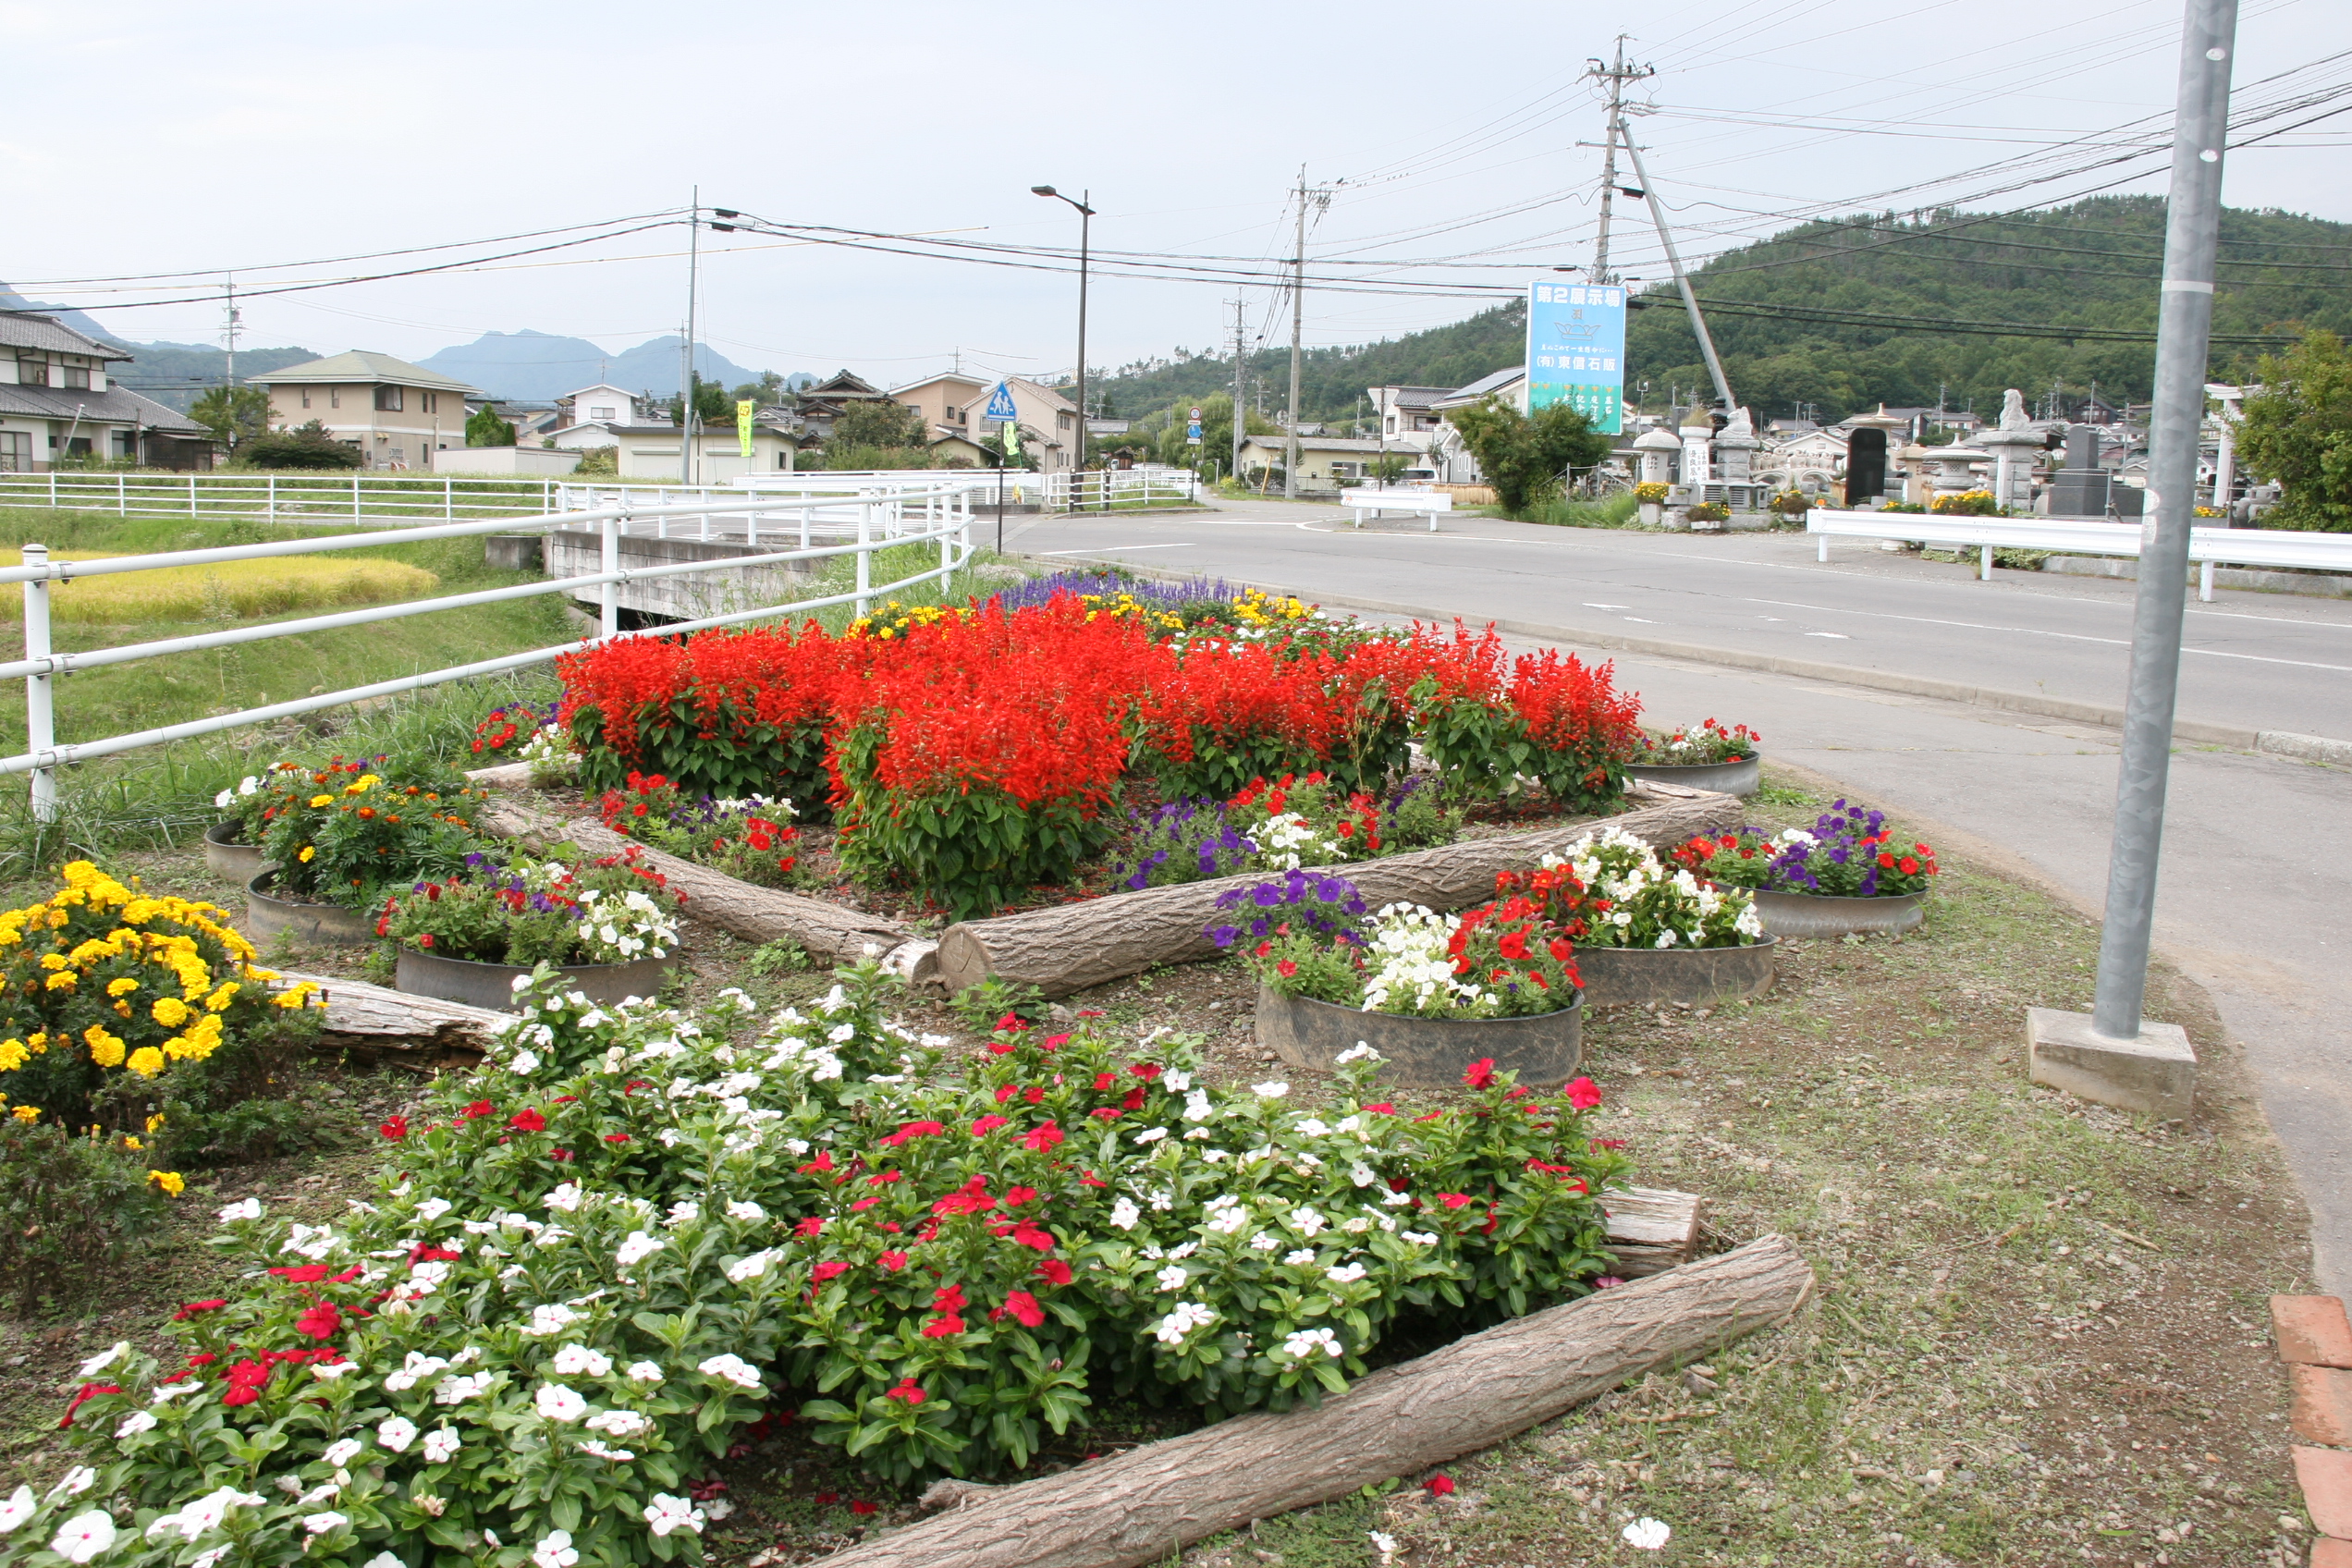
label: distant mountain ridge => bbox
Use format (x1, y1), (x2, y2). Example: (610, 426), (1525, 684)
(415, 331), (811, 401)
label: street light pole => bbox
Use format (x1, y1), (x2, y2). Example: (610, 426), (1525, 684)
(1033, 185), (1096, 509)
(2090, 0), (2239, 1040)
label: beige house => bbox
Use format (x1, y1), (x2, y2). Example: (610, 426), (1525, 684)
(0, 311), (212, 472)
(888, 373), (1079, 472)
(252, 350), (480, 470)
(1237, 434), (1394, 494)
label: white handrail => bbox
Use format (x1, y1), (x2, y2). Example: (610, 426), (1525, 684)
(1806, 508), (2352, 600)
(6, 481), (979, 813)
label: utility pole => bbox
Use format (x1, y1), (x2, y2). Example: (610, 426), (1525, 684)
(2088, 0), (2239, 1043)
(1229, 297), (1247, 484)
(1583, 38), (1653, 285)
(680, 186), (700, 484)
(222, 276), (240, 393)
(1619, 130), (1733, 412)
(1283, 174), (1331, 500)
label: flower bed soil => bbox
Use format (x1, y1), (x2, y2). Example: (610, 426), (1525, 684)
(0, 772), (2322, 1568)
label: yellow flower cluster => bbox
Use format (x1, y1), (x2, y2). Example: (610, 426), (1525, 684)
(1229, 588), (1313, 628)
(845, 599), (973, 641)
(0, 862), (322, 1084)
(1634, 482), (1672, 504)
(1070, 592), (1184, 632)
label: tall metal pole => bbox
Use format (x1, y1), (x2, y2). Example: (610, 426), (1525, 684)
(1076, 191), (1091, 509)
(680, 188), (700, 485)
(1285, 177), (1306, 500)
(2091, 0), (2238, 1039)
(1619, 130), (1733, 412)
(1230, 298), (1247, 485)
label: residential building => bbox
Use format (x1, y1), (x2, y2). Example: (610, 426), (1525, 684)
(0, 311), (212, 471)
(794, 370), (899, 442)
(610, 408), (807, 481)
(1367, 386), (1455, 447)
(1236, 434), (1395, 493)
(888, 373), (1081, 472)
(252, 350), (481, 470)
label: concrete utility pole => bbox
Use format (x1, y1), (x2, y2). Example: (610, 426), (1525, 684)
(222, 276), (240, 393)
(680, 186), (700, 484)
(1283, 175), (1331, 500)
(1230, 297), (1247, 484)
(1583, 37), (1653, 285)
(2089, 0), (2239, 1042)
(1619, 130), (1733, 412)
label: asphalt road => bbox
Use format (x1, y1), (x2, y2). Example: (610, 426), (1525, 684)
(1004, 497), (2352, 1293)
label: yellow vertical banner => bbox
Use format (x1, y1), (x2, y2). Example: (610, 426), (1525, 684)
(737, 399), (756, 459)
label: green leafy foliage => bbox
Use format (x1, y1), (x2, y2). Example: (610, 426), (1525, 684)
(464, 405), (516, 447)
(233, 421), (364, 471)
(2236, 328), (2352, 533)
(188, 386), (271, 453)
(1441, 397), (1612, 511)
(0, 1116), (172, 1310)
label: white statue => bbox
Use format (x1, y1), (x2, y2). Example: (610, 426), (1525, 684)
(1726, 406), (1755, 440)
(2000, 388), (2030, 431)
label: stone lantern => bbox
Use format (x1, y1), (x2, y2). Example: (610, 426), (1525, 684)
(1927, 446), (1991, 505)
(1632, 426), (1680, 486)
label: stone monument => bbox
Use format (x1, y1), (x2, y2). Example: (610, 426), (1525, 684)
(1716, 406), (1758, 485)
(2045, 425), (2113, 519)
(1979, 387), (2041, 514)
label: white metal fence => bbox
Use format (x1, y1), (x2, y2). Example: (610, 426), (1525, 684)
(1807, 509), (2352, 601)
(0, 470), (562, 524)
(0, 479), (986, 818)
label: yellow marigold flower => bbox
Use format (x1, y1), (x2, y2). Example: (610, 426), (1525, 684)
(83, 1026), (125, 1069)
(11, 1106), (37, 1123)
(123, 1134), (142, 1150)
(309, 793), (335, 808)
(38, 953), (67, 972)
(126, 1047), (166, 1079)
(207, 983), (241, 1011)
(147, 1170), (185, 1196)
(106, 976), (139, 997)
(43, 971), (77, 992)
(0, 1039), (24, 1072)
(145, 1112), (165, 1133)
(298, 846), (317, 864)
(152, 996), (192, 1028)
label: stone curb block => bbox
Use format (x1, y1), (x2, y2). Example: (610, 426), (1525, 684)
(2024, 1007), (2195, 1120)
(2311, 1535), (2352, 1567)
(2275, 1297), (2352, 1369)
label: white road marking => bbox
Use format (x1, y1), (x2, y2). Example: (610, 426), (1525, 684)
(1584, 603), (1630, 609)
(1623, 617), (1657, 624)
(1805, 631), (1851, 639)
(1742, 595), (2352, 674)
(1039, 545), (1193, 555)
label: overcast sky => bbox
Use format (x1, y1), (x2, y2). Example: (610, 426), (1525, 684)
(7, 0), (2348, 388)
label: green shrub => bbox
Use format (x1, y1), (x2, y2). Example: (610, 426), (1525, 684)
(0, 1114), (176, 1310)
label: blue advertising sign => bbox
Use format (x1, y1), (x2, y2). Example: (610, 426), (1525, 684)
(1525, 281), (1625, 435)
(984, 382), (1019, 423)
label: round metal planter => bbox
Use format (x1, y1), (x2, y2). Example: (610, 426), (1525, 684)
(1574, 937), (1777, 1010)
(204, 820), (270, 884)
(396, 948), (672, 1012)
(1255, 983), (1582, 1090)
(1748, 888), (1926, 937)
(244, 870), (377, 947)
(1624, 753), (1761, 797)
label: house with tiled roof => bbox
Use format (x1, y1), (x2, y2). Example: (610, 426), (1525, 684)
(252, 350), (481, 470)
(0, 311), (213, 472)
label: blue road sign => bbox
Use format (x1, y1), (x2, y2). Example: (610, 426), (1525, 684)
(984, 382), (1019, 422)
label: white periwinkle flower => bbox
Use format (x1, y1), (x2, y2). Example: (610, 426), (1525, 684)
(725, 1200), (766, 1221)
(301, 1512), (349, 1536)
(615, 1231), (663, 1268)
(50, 1512), (116, 1563)
(321, 1438), (364, 1468)
(551, 1343), (613, 1378)
(533, 1383), (589, 1423)
(643, 1493), (706, 1537)
(0, 1485), (32, 1533)
(422, 1427), (461, 1464)
(698, 1354), (763, 1390)
(114, 1410), (157, 1440)
(1333, 1041), (1382, 1065)
(1108, 1197), (1141, 1231)
(1282, 1327), (1344, 1360)
(1623, 1518), (1672, 1550)
(1154, 1264), (1190, 1292)
(76, 1342), (129, 1379)
(533, 1528), (581, 1568)
(1283, 1248), (1317, 1267)
(1327, 1262), (1368, 1285)
(624, 1361), (665, 1385)
(1152, 1301), (1217, 1345)
(1251, 1080), (1289, 1099)
(376, 1416), (418, 1453)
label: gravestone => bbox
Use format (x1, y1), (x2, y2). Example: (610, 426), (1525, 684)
(1845, 428), (1888, 502)
(2046, 424), (2113, 519)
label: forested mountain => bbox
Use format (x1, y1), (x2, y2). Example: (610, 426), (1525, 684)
(1091, 197), (2352, 433)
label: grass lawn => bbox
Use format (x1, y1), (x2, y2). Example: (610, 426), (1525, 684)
(0, 767), (2318, 1567)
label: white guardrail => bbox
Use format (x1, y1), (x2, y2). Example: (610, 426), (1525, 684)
(0, 478), (987, 819)
(1807, 509), (2352, 602)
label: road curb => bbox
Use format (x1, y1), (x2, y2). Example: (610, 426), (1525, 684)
(1021, 550), (2347, 766)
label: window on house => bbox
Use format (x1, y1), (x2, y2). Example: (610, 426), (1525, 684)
(114, 430), (136, 459)
(374, 386), (404, 412)
(590, 405), (616, 423)
(421, 391), (436, 414)
(0, 432), (27, 472)
(1057, 411), (1072, 430)
(16, 358), (45, 388)
(330, 389), (341, 409)
(300, 390), (312, 409)
(61, 365), (90, 391)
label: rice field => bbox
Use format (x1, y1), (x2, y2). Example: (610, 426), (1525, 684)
(0, 551), (439, 623)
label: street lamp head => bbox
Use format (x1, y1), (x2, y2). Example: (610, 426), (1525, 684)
(1031, 185), (1057, 197)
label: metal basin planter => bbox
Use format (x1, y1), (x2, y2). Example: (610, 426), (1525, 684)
(1747, 888), (1926, 937)
(1574, 937), (1777, 1009)
(1623, 754), (1760, 797)
(205, 821), (270, 884)
(396, 948), (672, 1012)
(244, 870), (376, 947)
(1256, 983), (1582, 1090)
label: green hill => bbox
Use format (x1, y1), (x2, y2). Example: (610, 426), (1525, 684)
(1096, 196), (2352, 435)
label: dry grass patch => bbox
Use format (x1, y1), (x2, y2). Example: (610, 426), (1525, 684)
(0, 550), (438, 622)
